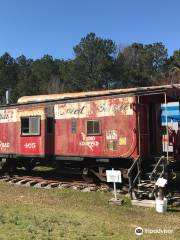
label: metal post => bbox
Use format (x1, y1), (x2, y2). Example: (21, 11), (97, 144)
(128, 175), (132, 199)
(164, 93), (169, 162)
(5, 90), (9, 104)
(137, 158), (141, 185)
(137, 96), (141, 155)
(113, 182), (117, 201)
(112, 168), (117, 201)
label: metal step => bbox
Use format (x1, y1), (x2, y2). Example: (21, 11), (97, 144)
(138, 179), (155, 188)
(138, 182), (155, 188)
(143, 183), (154, 188)
(145, 172), (162, 179)
(136, 179), (156, 199)
(147, 164), (164, 169)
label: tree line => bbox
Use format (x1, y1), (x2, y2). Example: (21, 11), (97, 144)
(0, 32), (180, 103)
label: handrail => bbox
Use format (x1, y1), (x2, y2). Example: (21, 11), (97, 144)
(149, 155), (166, 181)
(127, 156), (142, 198)
(127, 156), (141, 175)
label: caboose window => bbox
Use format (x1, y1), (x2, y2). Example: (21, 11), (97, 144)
(21, 116), (40, 135)
(86, 120), (101, 135)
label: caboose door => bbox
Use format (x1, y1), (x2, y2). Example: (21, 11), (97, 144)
(45, 107), (55, 157)
(139, 104), (150, 157)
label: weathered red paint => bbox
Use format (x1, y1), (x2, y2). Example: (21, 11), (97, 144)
(0, 95), (140, 160)
(0, 92), (165, 162)
(0, 122), (17, 154)
(54, 96), (139, 159)
(0, 108), (17, 155)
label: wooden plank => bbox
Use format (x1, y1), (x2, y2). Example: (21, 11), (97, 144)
(131, 199), (155, 208)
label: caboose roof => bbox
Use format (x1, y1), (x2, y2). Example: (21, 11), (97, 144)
(17, 84), (180, 104)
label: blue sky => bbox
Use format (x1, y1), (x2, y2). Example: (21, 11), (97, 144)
(0, 0), (179, 59)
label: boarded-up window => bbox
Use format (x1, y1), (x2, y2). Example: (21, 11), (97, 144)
(71, 118), (77, 133)
(21, 116), (40, 135)
(87, 120), (101, 135)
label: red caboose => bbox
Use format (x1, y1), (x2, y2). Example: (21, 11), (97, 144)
(0, 85), (180, 182)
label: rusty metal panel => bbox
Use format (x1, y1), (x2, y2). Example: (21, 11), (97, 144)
(0, 108), (17, 154)
(17, 107), (46, 120)
(16, 107), (46, 156)
(54, 97), (134, 119)
(0, 108), (17, 122)
(54, 96), (138, 159)
(17, 121), (45, 156)
(0, 95), (139, 160)
(0, 104), (55, 157)
(17, 84), (180, 104)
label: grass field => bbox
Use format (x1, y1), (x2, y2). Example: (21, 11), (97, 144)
(0, 182), (179, 240)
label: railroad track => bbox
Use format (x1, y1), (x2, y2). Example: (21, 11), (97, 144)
(1, 174), (179, 205)
(0, 175), (113, 192)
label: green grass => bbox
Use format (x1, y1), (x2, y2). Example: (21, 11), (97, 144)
(0, 182), (179, 240)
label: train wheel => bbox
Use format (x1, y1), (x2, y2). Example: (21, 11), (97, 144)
(82, 168), (94, 182)
(0, 159), (17, 176)
(24, 161), (36, 172)
(0, 158), (7, 171)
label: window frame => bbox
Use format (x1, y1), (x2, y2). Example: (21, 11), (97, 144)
(86, 119), (101, 136)
(21, 116), (41, 136)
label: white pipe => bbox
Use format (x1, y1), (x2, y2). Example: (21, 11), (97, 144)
(164, 93), (169, 161)
(137, 96), (141, 155)
(5, 90), (9, 104)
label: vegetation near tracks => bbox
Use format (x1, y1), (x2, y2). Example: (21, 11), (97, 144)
(0, 182), (179, 240)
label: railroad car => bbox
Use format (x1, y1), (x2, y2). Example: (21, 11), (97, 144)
(0, 85), (180, 183)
